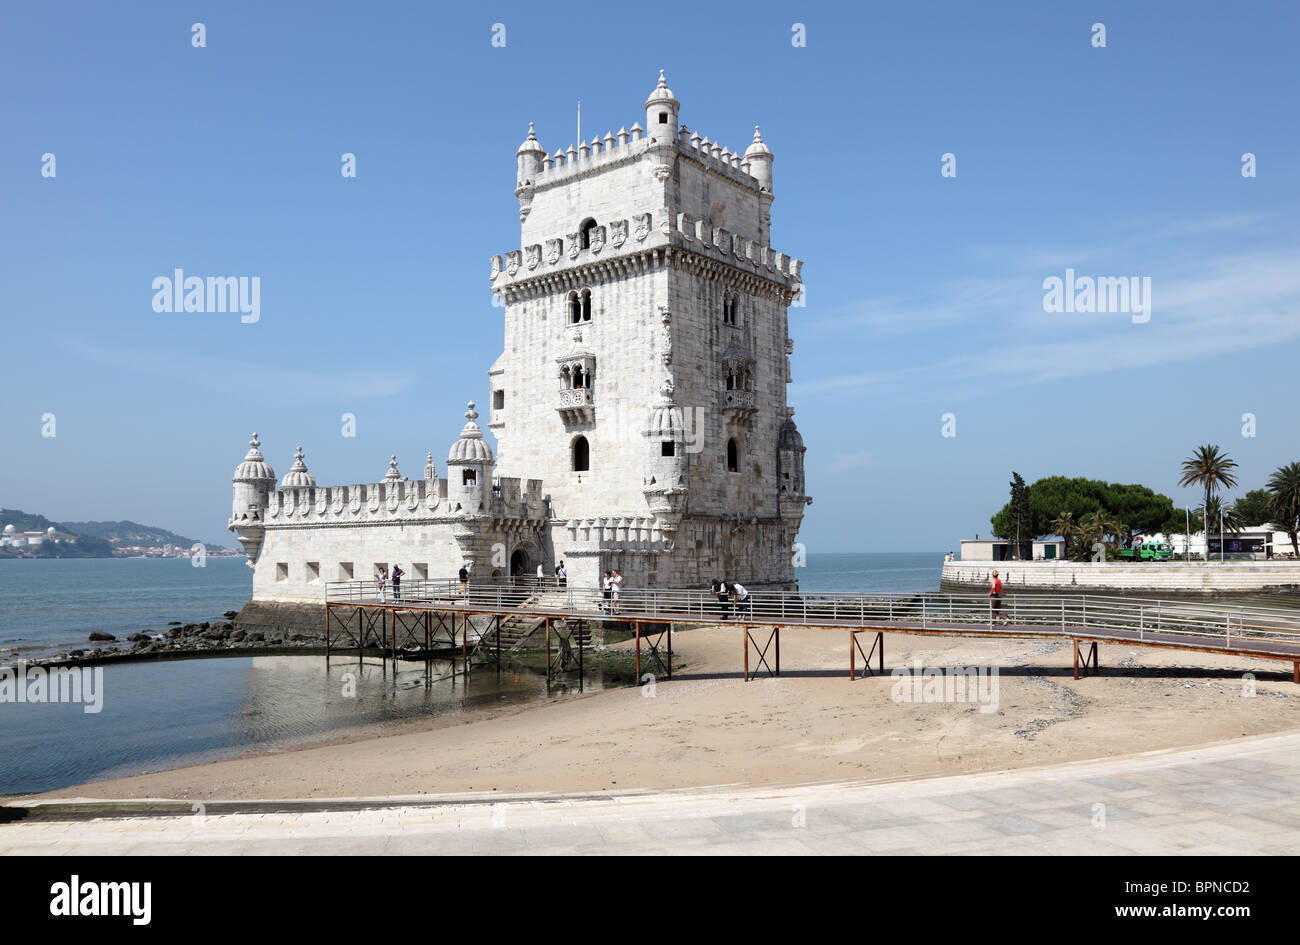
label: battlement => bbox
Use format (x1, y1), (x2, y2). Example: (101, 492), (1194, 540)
(257, 474), (544, 526)
(527, 122), (762, 194)
(489, 207), (803, 292)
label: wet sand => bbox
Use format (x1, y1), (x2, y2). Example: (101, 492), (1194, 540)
(26, 626), (1300, 802)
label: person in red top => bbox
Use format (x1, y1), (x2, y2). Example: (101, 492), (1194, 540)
(988, 569), (1006, 627)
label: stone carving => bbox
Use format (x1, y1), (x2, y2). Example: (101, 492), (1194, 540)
(506, 251), (521, 276)
(714, 227), (730, 254)
(610, 219), (628, 247)
(489, 254), (502, 278)
(589, 226), (606, 254)
(633, 213), (651, 242)
(525, 244), (540, 270)
(567, 233), (581, 259)
(545, 238), (562, 265)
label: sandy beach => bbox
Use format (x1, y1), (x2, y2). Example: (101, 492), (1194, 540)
(24, 624), (1300, 805)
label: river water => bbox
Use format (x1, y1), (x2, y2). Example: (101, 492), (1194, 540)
(0, 553), (946, 794)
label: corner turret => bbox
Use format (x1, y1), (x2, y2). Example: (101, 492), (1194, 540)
(644, 70), (679, 143)
(447, 402), (494, 514)
(230, 433), (277, 567)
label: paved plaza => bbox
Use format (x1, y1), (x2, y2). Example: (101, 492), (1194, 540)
(4, 730), (1300, 855)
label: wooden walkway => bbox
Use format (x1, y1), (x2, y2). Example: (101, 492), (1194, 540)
(323, 580), (1300, 683)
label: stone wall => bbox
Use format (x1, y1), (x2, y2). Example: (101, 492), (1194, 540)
(941, 560), (1300, 596)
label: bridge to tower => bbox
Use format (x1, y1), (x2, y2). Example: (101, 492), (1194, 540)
(324, 582), (1300, 686)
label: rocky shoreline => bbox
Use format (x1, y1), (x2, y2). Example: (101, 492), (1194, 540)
(14, 608), (339, 668)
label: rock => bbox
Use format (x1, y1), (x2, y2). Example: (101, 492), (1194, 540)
(249, 632), (265, 642)
(182, 624), (198, 633)
(89, 631), (116, 642)
(224, 610), (239, 620)
(168, 621), (181, 626)
(230, 629), (246, 642)
(199, 621), (210, 630)
(69, 649), (84, 658)
(216, 621), (232, 631)
(165, 627), (184, 639)
(127, 632), (151, 643)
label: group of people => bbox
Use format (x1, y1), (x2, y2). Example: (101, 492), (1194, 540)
(600, 569), (623, 614)
(373, 564), (405, 602)
(709, 578), (751, 620)
(535, 561), (568, 587)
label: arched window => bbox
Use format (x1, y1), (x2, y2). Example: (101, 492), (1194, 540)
(580, 288), (592, 321)
(572, 365), (584, 389)
(567, 291), (581, 324)
(726, 438), (738, 473)
(579, 218), (597, 249)
(463, 468), (477, 486)
(722, 293), (740, 326)
(572, 436), (590, 472)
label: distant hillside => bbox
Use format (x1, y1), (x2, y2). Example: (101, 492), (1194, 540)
(58, 519), (227, 550)
(0, 509), (229, 555)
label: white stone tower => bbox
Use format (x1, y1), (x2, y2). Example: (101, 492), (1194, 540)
(487, 72), (810, 588)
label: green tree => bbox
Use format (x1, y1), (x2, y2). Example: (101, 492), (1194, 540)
(1195, 496), (1243, 535)
(1008, 472), (1031, 560)
(1232, 489), (1273, 528)
(991, 476), (1178, 547)
(1267, 462), (1300, 557)
(1178, 445), (1239, 526)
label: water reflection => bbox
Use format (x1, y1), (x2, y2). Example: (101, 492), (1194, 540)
(0, 654), (616, 795)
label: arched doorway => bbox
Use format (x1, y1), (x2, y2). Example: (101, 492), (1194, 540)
(510, 548), (529, 577)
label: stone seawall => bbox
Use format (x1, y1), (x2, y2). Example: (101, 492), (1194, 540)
(941, 561), (1300, 597)
(234, 600), (328, 640)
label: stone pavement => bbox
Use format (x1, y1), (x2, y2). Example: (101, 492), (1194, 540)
(6, 731), (1300, 855)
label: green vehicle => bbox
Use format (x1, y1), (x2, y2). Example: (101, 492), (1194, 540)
(1118, 541), (1173, 562)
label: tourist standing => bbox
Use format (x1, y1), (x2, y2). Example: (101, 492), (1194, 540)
(458, 563), (469, 596)
(711, 579), (731, 620)
(391, 564), (404, 602)
(601, 570), (613, 614)
(731, 581), (750, 618)
(611, 569), (623, 614)
(536, 562), (544, 586)
(556, 561), (567, 587)
(988, 569), (1005, 627)
(376, 566), (388, 602)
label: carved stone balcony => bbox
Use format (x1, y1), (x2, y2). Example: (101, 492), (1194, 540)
(558, 387), (594, 426)
(722, 388), (756, 425)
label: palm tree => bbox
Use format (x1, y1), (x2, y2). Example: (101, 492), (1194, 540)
(1195, 496), (1243, 535)
(1051, 512), (1081, 559)
(1179, 444), (1239, 537)
(1266, 462), (1300, 557)
(1079, 510), (1123, 553)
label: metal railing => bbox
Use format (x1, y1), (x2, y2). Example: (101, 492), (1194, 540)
(324, 581), (1300, 654)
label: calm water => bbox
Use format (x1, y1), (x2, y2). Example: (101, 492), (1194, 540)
(0, 553), (943, 794)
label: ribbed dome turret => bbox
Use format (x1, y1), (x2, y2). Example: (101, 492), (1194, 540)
(645, 378), (685, 436)
(744, 125), (772, 158)
(448, 402), (495, 463)
(644, 69), (679, 109)
(280, 445), (316, 488)
(516, 122), (545, 156)
(233, 433), (277, 483)
(779, 416), (805, 450)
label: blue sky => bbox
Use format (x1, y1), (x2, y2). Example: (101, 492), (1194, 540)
(2, 1), (1298, 551)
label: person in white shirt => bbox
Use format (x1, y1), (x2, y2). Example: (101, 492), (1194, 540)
(731, 581), (750, 617)
(536, 562), (544, 585)
(611, 569), (623, 614)
(601, 570), (613, 613)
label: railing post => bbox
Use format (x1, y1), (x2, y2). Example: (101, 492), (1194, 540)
(922, 597), (927, 629)
(1060, 600), (1065, 632)
(1139, 606), (1144, 642)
